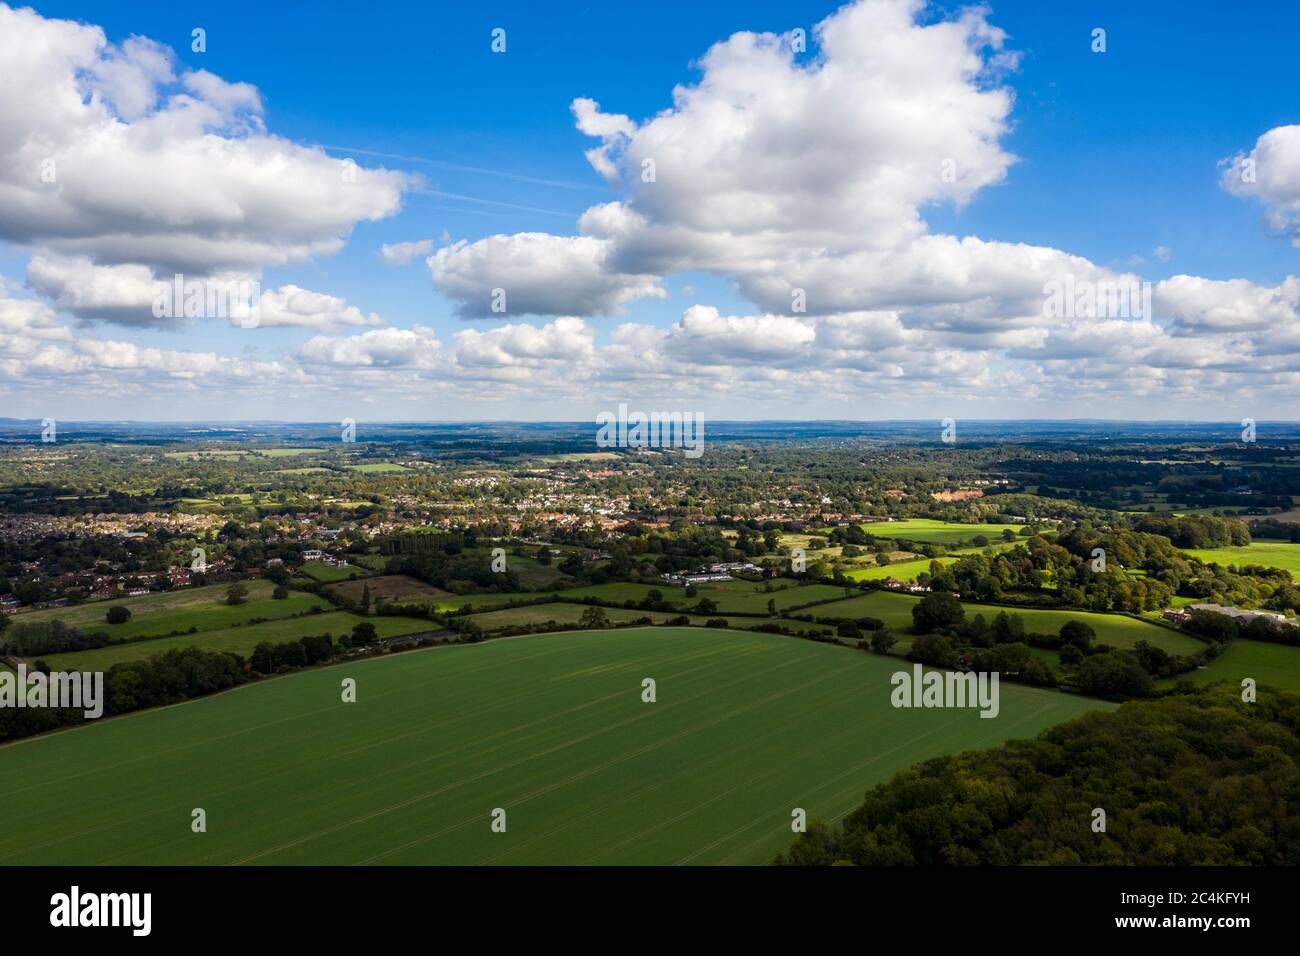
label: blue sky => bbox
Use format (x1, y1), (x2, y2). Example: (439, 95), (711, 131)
(2, 0), (1300, 420)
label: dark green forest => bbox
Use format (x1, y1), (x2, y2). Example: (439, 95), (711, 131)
(777, 685), (1300, 865)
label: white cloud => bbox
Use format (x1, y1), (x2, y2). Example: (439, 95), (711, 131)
(25, 255), (382, 330)
(1221, 124), (1300, 243)
(252, 285), (384, 330)
(1156, 275), (1300, 332)
(0, 3), (409, 276)
(427, 234), (665, 318)
(381, 239), (434, 265)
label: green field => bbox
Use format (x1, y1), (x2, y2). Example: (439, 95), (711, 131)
(551, 579), (844, 615)
(808, 591), (1204, 654)
(1180, 541), (1300, 576)
(38, 612), (433, 671)
(844, 543), (1018, 583)
(463, 601), (831, 636)
(0, 628), (1110, 865)
(257, 448), (317, 458)
(299, 562), (367, 582)
(8, 581), (325, 641)
(347, 463), (409, 474)
(1157, 639), (1300, 695)
(864, 519), (1027, 545)
(327, 575), (452, 605)
(432, 592), (539, 613)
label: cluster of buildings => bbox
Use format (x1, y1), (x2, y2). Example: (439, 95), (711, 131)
(660, 562), (763, 586)
(1163, 603), (1297, 627)
(300, 550), (350, 567)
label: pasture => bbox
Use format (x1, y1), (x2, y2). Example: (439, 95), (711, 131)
(299, 562), (367, 583)
(1180, 541), (1300, 577)
(863, 519), (1028, 545)
(0, 628), (1110, 865)
(8, 581), (325, 641)
(327, 575), (453, 605)
(808, 591), (1204, 654)
(37, 612), (433, 672)
(1157, 639), (1300, 695)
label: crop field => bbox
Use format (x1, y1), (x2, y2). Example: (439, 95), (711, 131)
(808, 591), (1205, 654)
(9, 581), (325, 640)
(863, 519), (1028, 545)
(1157, 639), (1300, 695)
(0, 628), (1111, 865)
(38, 611), (433, 672)
(1180, 541), (1300, 576)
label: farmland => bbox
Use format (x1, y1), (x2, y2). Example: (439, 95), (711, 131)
(299, 562), (368, 583)
(807, 591), (1205, 654)
(0, 628), (1111, 865)
(9, 580), (326, 641)
(1157, 639), (1300, 695)
(863, 519), (1028, 545)
(327, 574), (453, 605)
(38, 611), (433, 672)
(34, 613), (431, 671)
(1180, 541), (1300, 576)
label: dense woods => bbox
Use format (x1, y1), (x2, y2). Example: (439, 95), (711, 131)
(777, 685), (1300, 865)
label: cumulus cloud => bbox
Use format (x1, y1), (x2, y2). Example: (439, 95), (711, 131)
(424, 0), (1131, 336)
(427, 234), (665, 318)
(252, 285), (384, 330)
(380, 239), (434, 265)
(1157, 275), (1300, 333)
(6, 0), (1300, 417)
(25, 255), (382, 330)
(0, 2), (409, 277)
(1221, 124), (1300, 243)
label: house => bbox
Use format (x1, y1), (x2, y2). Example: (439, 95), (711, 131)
(301, 550), (326, 561)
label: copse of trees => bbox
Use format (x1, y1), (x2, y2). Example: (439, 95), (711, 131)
(1, 620), (113, 656)
(777, 685), (1300, 865)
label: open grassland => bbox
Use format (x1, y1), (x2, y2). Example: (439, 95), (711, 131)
(0, 628), (1110, 865)
(809, 591), (1204, 654)
(462, 602), (831, 636)
(552, 579), (845, 614)
(431, 591), (540, 613)
(863, 519), (1028, 545)
(9, 581), (325, 640)
(1180, 541), (1300, 576)
(38, 612), (433, 672)
(327, 575), (453, 605)
(299, 562), (368, 583)
(255, 448), (317, 458)
(347, 463), (410, 474)
(1156, 639), (1300, 695)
